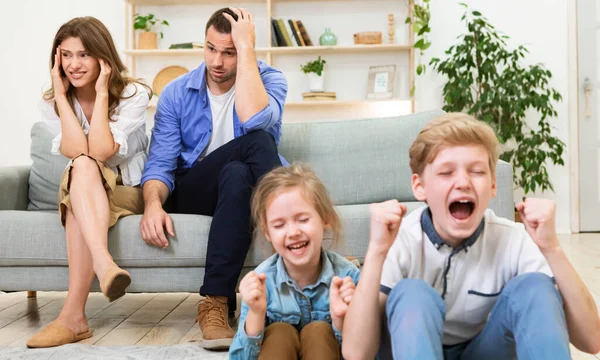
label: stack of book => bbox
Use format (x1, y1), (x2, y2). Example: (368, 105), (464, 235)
(303, 92), (336, 101)
(271, 19), (313, 47)
(169, 42), (204, 49)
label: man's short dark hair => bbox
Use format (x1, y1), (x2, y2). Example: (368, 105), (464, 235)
(205, 8), (239, 35)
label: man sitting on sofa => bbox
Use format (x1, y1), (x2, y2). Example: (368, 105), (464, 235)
(140, 7), (287, 350)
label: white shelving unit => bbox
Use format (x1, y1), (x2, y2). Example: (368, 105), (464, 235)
(124, 0), (415, 120)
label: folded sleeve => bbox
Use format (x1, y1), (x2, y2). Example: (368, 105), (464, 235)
(240, 65), (287, 143)
(110, 83), (150, 155)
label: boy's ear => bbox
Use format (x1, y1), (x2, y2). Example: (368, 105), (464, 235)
(412, 173), (427, 201)
(491, 174), (497, 198)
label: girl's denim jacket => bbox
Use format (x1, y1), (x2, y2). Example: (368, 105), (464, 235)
(229, 249), (361, 359)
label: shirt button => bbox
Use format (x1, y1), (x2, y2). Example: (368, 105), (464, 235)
(255, 341), (260, 346)
(326, 315), (331, 321)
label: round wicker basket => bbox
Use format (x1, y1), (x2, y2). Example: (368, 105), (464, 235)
(152, 66), (189, 96)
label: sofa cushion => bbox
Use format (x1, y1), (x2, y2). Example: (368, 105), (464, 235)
(28, 122), (69, 210)
(278, 110), (445, 206)
(0, 204), (424, 268)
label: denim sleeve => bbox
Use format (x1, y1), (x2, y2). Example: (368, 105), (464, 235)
(140, 84), (182, 192)
(332, 322), (343, 344)
(229, 301), (264, 360)
(240, 67), (287, 140)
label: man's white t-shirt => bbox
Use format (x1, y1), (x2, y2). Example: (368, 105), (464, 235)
(201, 85), (236, 159)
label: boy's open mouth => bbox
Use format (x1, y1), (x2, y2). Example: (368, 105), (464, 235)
(449, 200), (475, 220)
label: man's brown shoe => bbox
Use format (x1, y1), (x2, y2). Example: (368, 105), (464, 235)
(197, 295), (235, 349)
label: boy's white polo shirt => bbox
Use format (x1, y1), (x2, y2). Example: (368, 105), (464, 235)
(380, 206), (552, 345)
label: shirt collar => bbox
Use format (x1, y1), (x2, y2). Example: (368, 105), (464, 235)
(275, 249), (334, 289)
(185, 62), (207, 91)
(420, 207), (485, 250)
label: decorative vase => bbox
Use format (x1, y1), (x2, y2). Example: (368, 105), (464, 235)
(138, 32), (158, 49)
(308, 72), (325, 92)
(319, 28), (337, 46)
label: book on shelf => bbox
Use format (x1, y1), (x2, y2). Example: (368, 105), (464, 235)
(303, 92), (336, 101)
(291, 20), (306, 46)
(271, 18), (286, 46)
(295, 20), (313, 46)
(276, 19), (293, 46)
(168, 42), (203, 49)
(284, 19), (299, 46)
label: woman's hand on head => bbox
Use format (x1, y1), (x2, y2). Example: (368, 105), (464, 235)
(52, 46), (70, 97)
(95, 58), (111, 95)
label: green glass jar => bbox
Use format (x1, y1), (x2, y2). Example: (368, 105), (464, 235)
(319, 28), (337, 46)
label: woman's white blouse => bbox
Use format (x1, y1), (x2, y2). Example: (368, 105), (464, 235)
(40, 83), (150, 186)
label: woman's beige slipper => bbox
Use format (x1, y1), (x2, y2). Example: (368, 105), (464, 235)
(100, 266), (131, 302)
(26, 322), (92, 348)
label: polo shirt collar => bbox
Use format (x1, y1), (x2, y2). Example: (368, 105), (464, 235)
(420, 207), (485, 250)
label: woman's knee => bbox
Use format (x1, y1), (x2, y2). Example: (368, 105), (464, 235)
(70, 155), (100, 179)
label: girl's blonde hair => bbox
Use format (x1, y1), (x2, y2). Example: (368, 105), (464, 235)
(44, 17), (151, 119)
(409, 112), (499, 176)
(251, 163), (342, 244)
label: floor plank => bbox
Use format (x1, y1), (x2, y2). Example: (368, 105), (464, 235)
(94, 293), (188, 346)
(136, 293), (200, 345)
(80, 293), (156, 345)
(0, 293), (66, 346)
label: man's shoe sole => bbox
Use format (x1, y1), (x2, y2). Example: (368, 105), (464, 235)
(201, 337), (233, 350)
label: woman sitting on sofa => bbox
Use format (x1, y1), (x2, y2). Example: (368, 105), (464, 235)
(27, 17), (151, 348)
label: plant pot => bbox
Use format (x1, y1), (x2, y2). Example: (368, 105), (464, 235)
(308, 72), (325, 92)
(138, 32), (158, 49)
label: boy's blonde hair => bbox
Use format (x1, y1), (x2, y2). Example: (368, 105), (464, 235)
(251, 163), (342, 244)
(409, 113), (499, 176)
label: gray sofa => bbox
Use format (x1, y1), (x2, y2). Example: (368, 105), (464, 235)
(0, 110), (514, 293)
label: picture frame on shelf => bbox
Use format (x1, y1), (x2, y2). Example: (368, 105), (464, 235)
(366, 65), (396, 100)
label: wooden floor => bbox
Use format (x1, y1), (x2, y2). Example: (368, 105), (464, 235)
(1, 233), (599, 359)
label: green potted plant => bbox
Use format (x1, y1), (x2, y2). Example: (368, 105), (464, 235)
(134, 13), (169, 49)
(300, 56), (326, 92)
(430, 4), (565, 212)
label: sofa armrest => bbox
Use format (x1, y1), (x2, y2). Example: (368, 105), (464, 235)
(490, 160), (514, 220)
(0, 166), (30, 211)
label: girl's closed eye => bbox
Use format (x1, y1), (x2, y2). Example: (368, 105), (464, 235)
(299, 217), (309, 223)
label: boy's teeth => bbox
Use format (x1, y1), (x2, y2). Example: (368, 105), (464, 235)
(459, 200), (470, 203)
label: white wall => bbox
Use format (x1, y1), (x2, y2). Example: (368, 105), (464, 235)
(0, 0), (124, 166)
(1, 0), (572, 232)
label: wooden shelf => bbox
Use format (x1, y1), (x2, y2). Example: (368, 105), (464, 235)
(269, 44), (410, 54)
(147, 98), (410, 109)
(124, 44), (409, 57)
(286, 99), (411, 106)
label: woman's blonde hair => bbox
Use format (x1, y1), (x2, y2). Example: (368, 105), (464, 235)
(409, 112), (499, 176)
(251, 163), (342, 244)
(43, 17), (151, 119)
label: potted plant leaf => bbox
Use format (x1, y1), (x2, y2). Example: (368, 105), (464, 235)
(134, 13), (169, 49)
(300, 56), (327, 92)
(430, 4), (565, 220)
